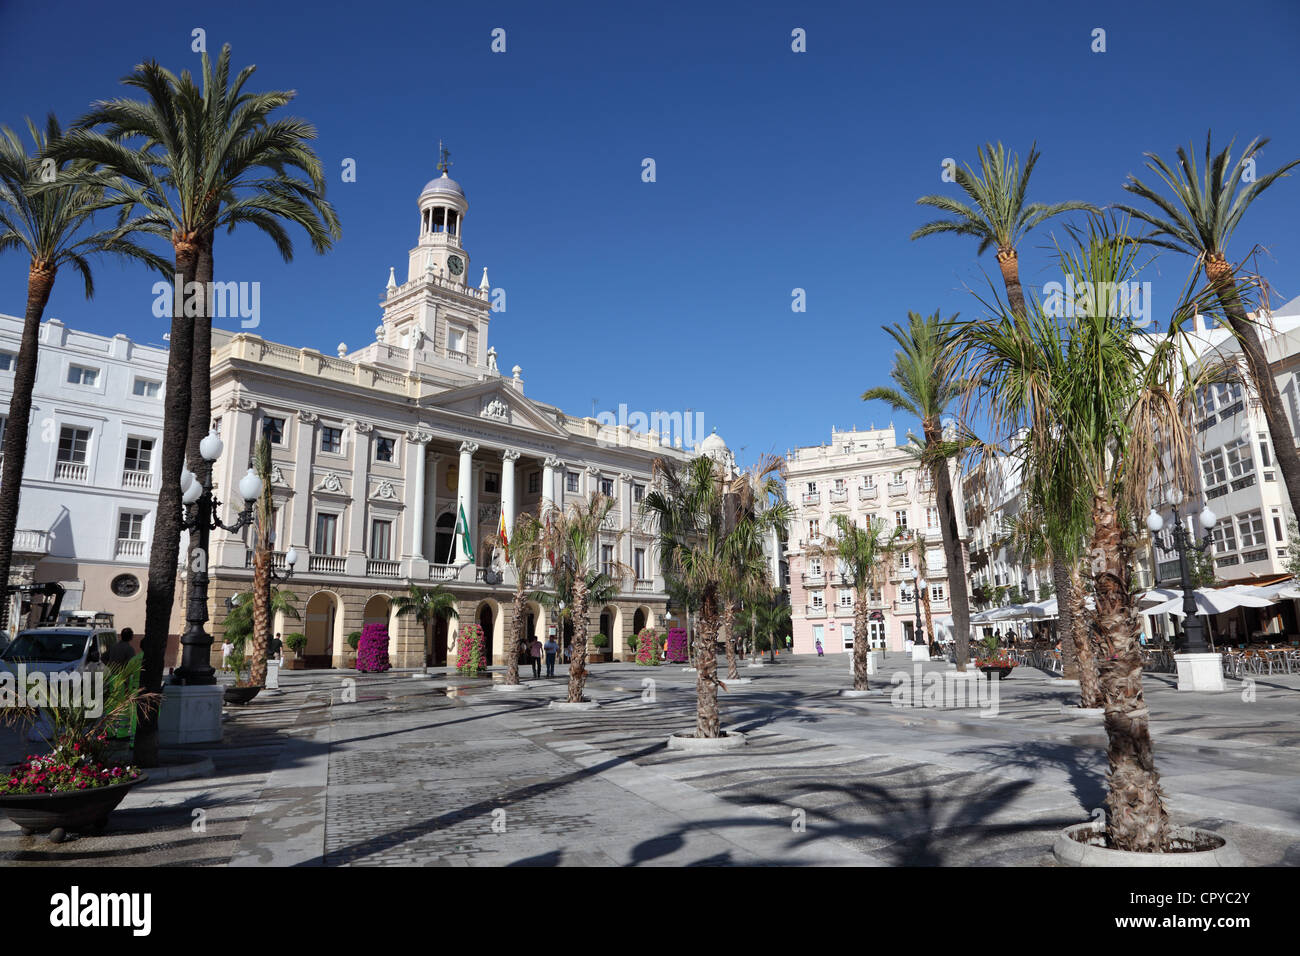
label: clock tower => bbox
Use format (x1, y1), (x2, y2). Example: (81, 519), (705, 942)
(407, 146), (470, 285)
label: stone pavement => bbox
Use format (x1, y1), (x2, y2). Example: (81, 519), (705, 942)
(2, 654), (1298, 866)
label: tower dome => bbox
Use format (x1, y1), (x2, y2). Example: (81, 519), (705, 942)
(420, 171), (465, 200)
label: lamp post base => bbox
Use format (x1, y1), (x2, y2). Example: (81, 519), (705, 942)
(158, 683), (224, 746)
(1174, 652), (1226, 692)
(910, 643), (930, 662)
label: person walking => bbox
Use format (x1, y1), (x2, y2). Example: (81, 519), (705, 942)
(815, 638), (824, 657)
(543, 634), (558, 677)
(108, 627), (137, 665)
(222, 638), (233, 668)
(529, 636), (543, 679)
(271, 632), (284, 661)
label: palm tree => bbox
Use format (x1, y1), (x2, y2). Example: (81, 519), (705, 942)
(55, 46), (340, 763)
(863, 311), (976, 670)
(394, 583), (458, 663)
(964, 213), (1215, 851)
(0, 116), (166, 633)
(642, 455), (788, 737)
(1119, 132), (1300, 520)
(912, 142), (1095, 317)
(248, 434), (276, 687)
(542, 493), (627, 703)
(497, 513), (545, 685)
(221, 587), (299, 654)
(755, 591), (791, 664)
(719, 455), (787, 680)
(810, 515), (899, 690)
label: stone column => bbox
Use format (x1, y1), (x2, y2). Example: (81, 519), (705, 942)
(290, 410), (318, 551)
(424, 454), (439, 562)
(345, 420), (372, 576)
(406, 430), (431, 564)
(502, 450), (520, 537)
(542, 456), (559, 514)
(455, 441), (479, 564)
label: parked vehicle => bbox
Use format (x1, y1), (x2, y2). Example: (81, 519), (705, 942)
(0, 626), (118, 676)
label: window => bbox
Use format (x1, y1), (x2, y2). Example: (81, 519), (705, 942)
(262, 416), (285, 445)
(566, 471), (579, 493)
(314, 513), (338, 555)
(808, 557), (822, 576)
(447, 327), (467, 355)
(124, 437), (153, 473)
(834, 478), (846, 491)
(67, 365), (99, 387)
(117, 512), (146, 540)
(633, 483), (644, 503)
(485, 472), (500, 494)
(806, 481), (817, 493)
(528, 471), (540, 494)
(1273, 509), (1286, 542)
(370, 519), (392, 560)
(58, 427), (89, 464)
(838, 589), (853, 608)
(807, 518), (820, 539)
(320, 426), (342, 454)
(1201, 450), (1226, 488)
(930, 584), (945, 602)
(1212, 518), (1237, 554)
(895, 510), (909, 529)
(841, 623), (854, 650)
(634, 548), (646, 580)
(0, 351), (14, 371)
(111, 574), (139, 597)
(862, 474), (875, 487)
(0, 415), (7, 448)
(893, 471), (904, 483)
(926, 507), (939, 529)
(900, 552), (912, 571)
(132, 378), (161, 398)
(1259, 433), (1272, 467)
(1237, 510), (1266, 548)
(810, 591), (824, 609)
(1224, 439), (1254, 478)
(600, 477), (614, 496)
(600, 544), (614, 577)
(1216, 381), (1243, 407)
(375, 436), (395, 462)
(1196, 385), (1217, 418)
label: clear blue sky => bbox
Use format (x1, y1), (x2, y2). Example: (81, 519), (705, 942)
(3, 0), (1299, 468)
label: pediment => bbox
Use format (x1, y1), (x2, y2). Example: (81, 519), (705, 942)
(418, 379), (566, 437)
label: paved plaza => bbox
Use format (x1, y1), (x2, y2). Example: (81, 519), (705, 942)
(2, 655), (1299, 866)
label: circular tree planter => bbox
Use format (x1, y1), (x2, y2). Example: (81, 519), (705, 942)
(1053, 819), (1242, 866)
(494, 683), (530, 693)
(1049, 678), (1081, 687)
(1059, 703), (1105, 717)
(841, 688), (887, 698)
(666, 730), (747, 751)
(223, 685), (263, 705)
(720, 676), (753, 685)
(0, 773), (147, 842)
(548, 700), (599, 711)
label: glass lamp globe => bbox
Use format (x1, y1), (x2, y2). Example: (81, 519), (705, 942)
(238, 468), (264, 503)
(285, 547), (300, 568)
(179, 466), (195, 495)
(1146, 509), (1164, 533)
(199, 428), (224, 462)
(181, 478), (203, 504)
(1171, 488), (1184, 506)
(1199, 506), (1217, 531)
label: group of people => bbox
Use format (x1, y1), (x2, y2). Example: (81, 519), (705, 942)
(523, 636), (563, 678)
(221, 632), (284, 666)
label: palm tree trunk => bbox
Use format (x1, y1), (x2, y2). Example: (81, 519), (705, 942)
(920, 583), (934, 653)
(1051, 558), (1079, 680)
(137, 240), (200, 767)
(566, 581), (589, 702)
(932, 450), (972, 670)
(0, 264), (54, 633)
(1091, 491), (1169, 851)
(721, 601), (739, 680)
(1068, 561), (1102, 708)
(852, 595), (870, 691)
(997, 247), (1027, 317)
(695, 585), (721, 737)
(507, 587), (524, 685)
(250, 550), (270, 687)
(187, 234), (214, 484)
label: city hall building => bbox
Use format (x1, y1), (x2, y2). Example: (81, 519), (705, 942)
(193, 166), (693, 667)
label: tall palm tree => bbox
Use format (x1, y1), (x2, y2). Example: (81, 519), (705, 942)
(1119, 132), (1300, 520)
(642, 456), (788, 737)
(542, 493), (627, 703)
(964, 214), (1215, 851)
(56, 47), (340, 763)
(393, 583), (458, 662)
(0, 116), (166, 633)
(755, 592), (791, 664)
(810, 514), (899, 690)
(719, 455), (787, 680)
(912, 142), (1095, 317)
(497, 512), (545, 685)
(863, 311), (976, 670)
(248, 434), (275, 687)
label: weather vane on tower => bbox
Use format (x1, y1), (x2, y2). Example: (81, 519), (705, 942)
(437, 140), (453, 175)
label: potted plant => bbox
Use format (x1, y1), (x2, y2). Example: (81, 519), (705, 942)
(284, 633), (308, 669)
(345, 630), (362, 667)
(974, 634), (1016, 680)
(456, 623), (488, 677)
(590, 632), (610, 663)
(0, 655), (153, 842)
(355, 623), (392, 673)
(635, 628), (661, 667)
(222, 641), (262, 705)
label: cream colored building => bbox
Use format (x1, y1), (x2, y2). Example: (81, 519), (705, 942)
(193, 167), (690, 667)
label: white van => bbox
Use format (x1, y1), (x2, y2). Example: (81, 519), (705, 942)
(0, 626), (118, 676)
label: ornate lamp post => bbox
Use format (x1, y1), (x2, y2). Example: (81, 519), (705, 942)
(911, 568), (925, 648)
(174, 430), (265, 684)
(1146, 493), (1217, 654)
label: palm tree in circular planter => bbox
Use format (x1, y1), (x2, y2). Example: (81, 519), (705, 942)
(394, 583), (458, 670)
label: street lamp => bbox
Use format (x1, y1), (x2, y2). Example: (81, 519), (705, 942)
(1146, 494), (1217, 655)
(175, 430), (264, 684)
(911, 568), (925, 649)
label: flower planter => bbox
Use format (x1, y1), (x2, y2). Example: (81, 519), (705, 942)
(223, 685), (263, 705)
(0, 773), (147, 842)
(1053, 818), (1241, 866)
(978, 666), (1013, 680)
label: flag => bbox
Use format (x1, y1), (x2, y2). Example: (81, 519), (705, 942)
(498, 510), (510, 561)
(458, 503), (474, 561)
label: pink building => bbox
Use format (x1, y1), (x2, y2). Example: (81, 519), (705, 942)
(784, 426), (969, 655)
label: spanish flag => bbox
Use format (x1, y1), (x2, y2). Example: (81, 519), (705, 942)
(498, 510), (510, 561)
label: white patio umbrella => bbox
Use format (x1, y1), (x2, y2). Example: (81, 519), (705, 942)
(1138, 588), (1181, 608)
(1142, 587), (1274, 618)
(991, 603), (1047, 621)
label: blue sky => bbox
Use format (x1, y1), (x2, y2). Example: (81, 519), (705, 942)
(2, 0), (1299, 469)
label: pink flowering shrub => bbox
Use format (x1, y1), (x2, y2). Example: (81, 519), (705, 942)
(635, 629), (661, 666)
(665, 628), (689, 663)
(456, 623), (486, 675)
(356, 622), (392, 673)
(2, 747), (141, 795)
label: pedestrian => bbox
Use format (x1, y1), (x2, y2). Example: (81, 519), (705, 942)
(269, 632), (283, 661)
(108, 627), (137, 665)
(815, 638), (824, 657)
(529, 635), (543, 679)
(563, 640), (572, 663)
(544, 634), (558, 677)
(222, 638), (233, 668)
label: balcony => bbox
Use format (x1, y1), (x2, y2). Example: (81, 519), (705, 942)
(858, 485), (878, 501)
(244, 551), (288, 570)
(12, 530), (54, 557)
(634, 579), (654, 592)
(446, 348), (469, 364)
(121, 469), (154, 491)
(367, 559), (401, 578)
(54, 461), (88, 483)
(834, 604), (854, 618)
(308, 554), (346, 574)
(429, 563), (458, 581)
(115, 538), (147, 559)
(887, 481), (909, 498)
(805, 604), (827, 619)
(829, 489), (848, 504)
(802, 491), (821, 506)
(801, 570), (825, 585)
(797, 536), (825, 550)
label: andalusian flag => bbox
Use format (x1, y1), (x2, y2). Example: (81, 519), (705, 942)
(498, 510), (510, 560)
(458, 503), (474, 561)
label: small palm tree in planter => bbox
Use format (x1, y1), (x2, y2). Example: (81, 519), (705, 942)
(393, 583), (458, 671)
(0, 655), (156, 842)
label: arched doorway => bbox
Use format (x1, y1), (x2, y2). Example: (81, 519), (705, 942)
(303, 591), (339, 669)
(633, 607), (647, 635)
(478, 603), (494, 666)
(430, 616), (449, 667)
(362, 595), (391, 658)
(434, 512), (455, 565)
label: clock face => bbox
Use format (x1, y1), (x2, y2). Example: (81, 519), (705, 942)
(447, 255), (464, 276)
